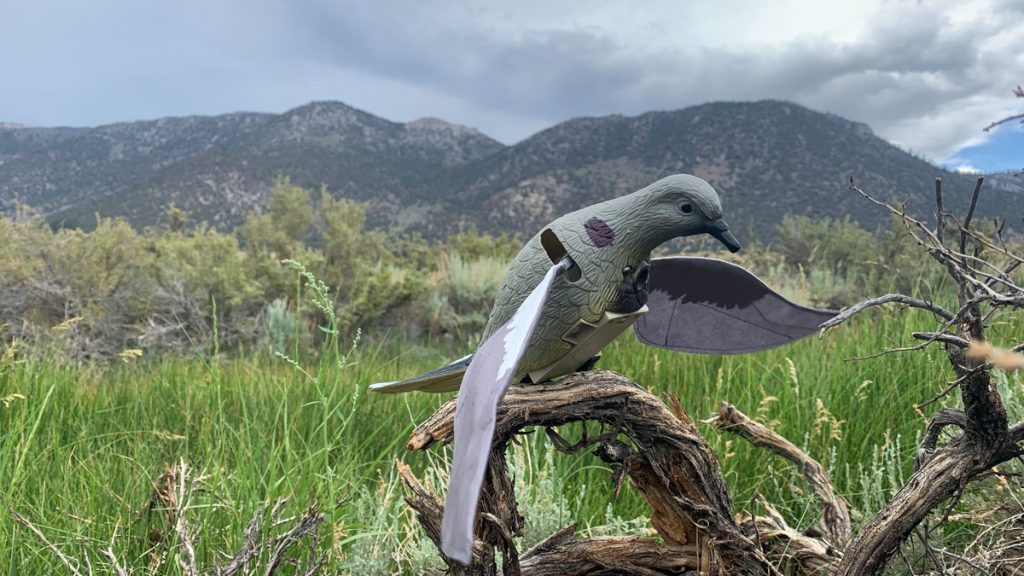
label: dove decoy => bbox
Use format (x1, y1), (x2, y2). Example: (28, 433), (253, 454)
(369, 174), (836, 565)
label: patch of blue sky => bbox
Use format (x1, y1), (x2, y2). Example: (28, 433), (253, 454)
(945, 123), (1023, 174)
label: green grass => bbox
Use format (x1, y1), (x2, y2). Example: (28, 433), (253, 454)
(1, 307), (1020, 574)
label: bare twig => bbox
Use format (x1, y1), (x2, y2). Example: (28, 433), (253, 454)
(102, 524), (128, 576)
(915, 364), (993, 411)
(841, 307), (982, 361)
(984, 86), (1024, 132)
(847, 180), (939, 248)
(174, 460), (199, 576)
(263, 505), (324, 576)
(844, 340), (937, 361)
(960, 177), (984, 259)
(913, 526), (946, 574)
(218, 501), (274, 576)
(955, 226), (1024, 266)
(819, 294), (954, 336)
(101, 548), (128, 576)
(983, 112), (1024, 132)
(82, 551), (94, 576)
(844, 179), (1024, 303)
(3, 499), (86, 576)
(911, 331), (971, 348)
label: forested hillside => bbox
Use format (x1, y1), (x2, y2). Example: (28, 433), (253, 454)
(3, 100), (1020, 239)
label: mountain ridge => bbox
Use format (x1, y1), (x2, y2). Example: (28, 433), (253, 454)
(1, 99), (1020, 239)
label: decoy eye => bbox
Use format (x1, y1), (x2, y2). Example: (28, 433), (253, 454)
(680, 203), (693, 214)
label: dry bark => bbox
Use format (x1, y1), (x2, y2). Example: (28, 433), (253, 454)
(738, 501), (834, 576)
(710, 402), (851, 549)
(399, 460), (702, 575)
(405, 370), (781, 575)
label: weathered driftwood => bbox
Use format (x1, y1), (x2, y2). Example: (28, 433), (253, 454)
(403, 370), (805, 575)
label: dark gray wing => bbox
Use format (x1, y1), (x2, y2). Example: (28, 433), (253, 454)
(441, 260), (569, 565)
(634, 257), (836, 355)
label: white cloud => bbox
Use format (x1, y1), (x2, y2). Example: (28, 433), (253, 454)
(0, 0), (1020, 164)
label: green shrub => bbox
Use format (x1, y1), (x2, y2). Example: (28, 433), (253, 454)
(3, 178), (1014, 363)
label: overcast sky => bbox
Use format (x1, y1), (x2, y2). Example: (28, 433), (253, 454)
(1, 0), (1021, 172)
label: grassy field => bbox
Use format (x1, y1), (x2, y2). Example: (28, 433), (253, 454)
(2, 307), (1022, 574)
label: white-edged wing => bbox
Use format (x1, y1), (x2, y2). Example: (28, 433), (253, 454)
(441, 260), (568, 565)
(634, 257), (837, 354)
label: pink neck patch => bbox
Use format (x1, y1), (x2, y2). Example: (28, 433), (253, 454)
(585, 217), (615, 247)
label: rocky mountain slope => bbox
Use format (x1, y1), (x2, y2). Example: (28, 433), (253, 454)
(2, 100), (1020, 240)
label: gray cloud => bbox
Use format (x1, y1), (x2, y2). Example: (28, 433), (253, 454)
(0, 0), (1020, 161)
(277, 0), (1022, 158)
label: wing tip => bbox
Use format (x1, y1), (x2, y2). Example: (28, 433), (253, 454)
(367, 381), (398, 393)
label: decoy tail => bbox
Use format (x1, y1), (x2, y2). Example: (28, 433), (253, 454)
(368, 355), (473, 394)
(441, 257), (572, 565)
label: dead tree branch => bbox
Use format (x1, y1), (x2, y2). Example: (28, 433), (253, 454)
(709, 402), (851, 549)
(262, 506), (326, 576)
(405, 370), (782, 575)
(914, 408), (967, 470)
(399, 460), (705, 575)
(738, 498), (835, 576)
(819, 294), (954, 335)
(519, 526), (701, 576)
(218, 507), (268, 575)
(825, 177), (1024, 575)
(911, 331), (971, 348)
(3, 498), (86, 576)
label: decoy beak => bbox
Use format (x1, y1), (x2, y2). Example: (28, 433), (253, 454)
(709, 218), (741, 253)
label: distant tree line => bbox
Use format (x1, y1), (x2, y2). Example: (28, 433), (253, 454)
(0, 179), (519, 361)
(0, 178), (1016, 362)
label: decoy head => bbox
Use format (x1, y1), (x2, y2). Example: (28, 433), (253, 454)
(639, 174), (741, 253)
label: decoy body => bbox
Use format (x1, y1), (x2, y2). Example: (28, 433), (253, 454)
(369, 174), (835, 565)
